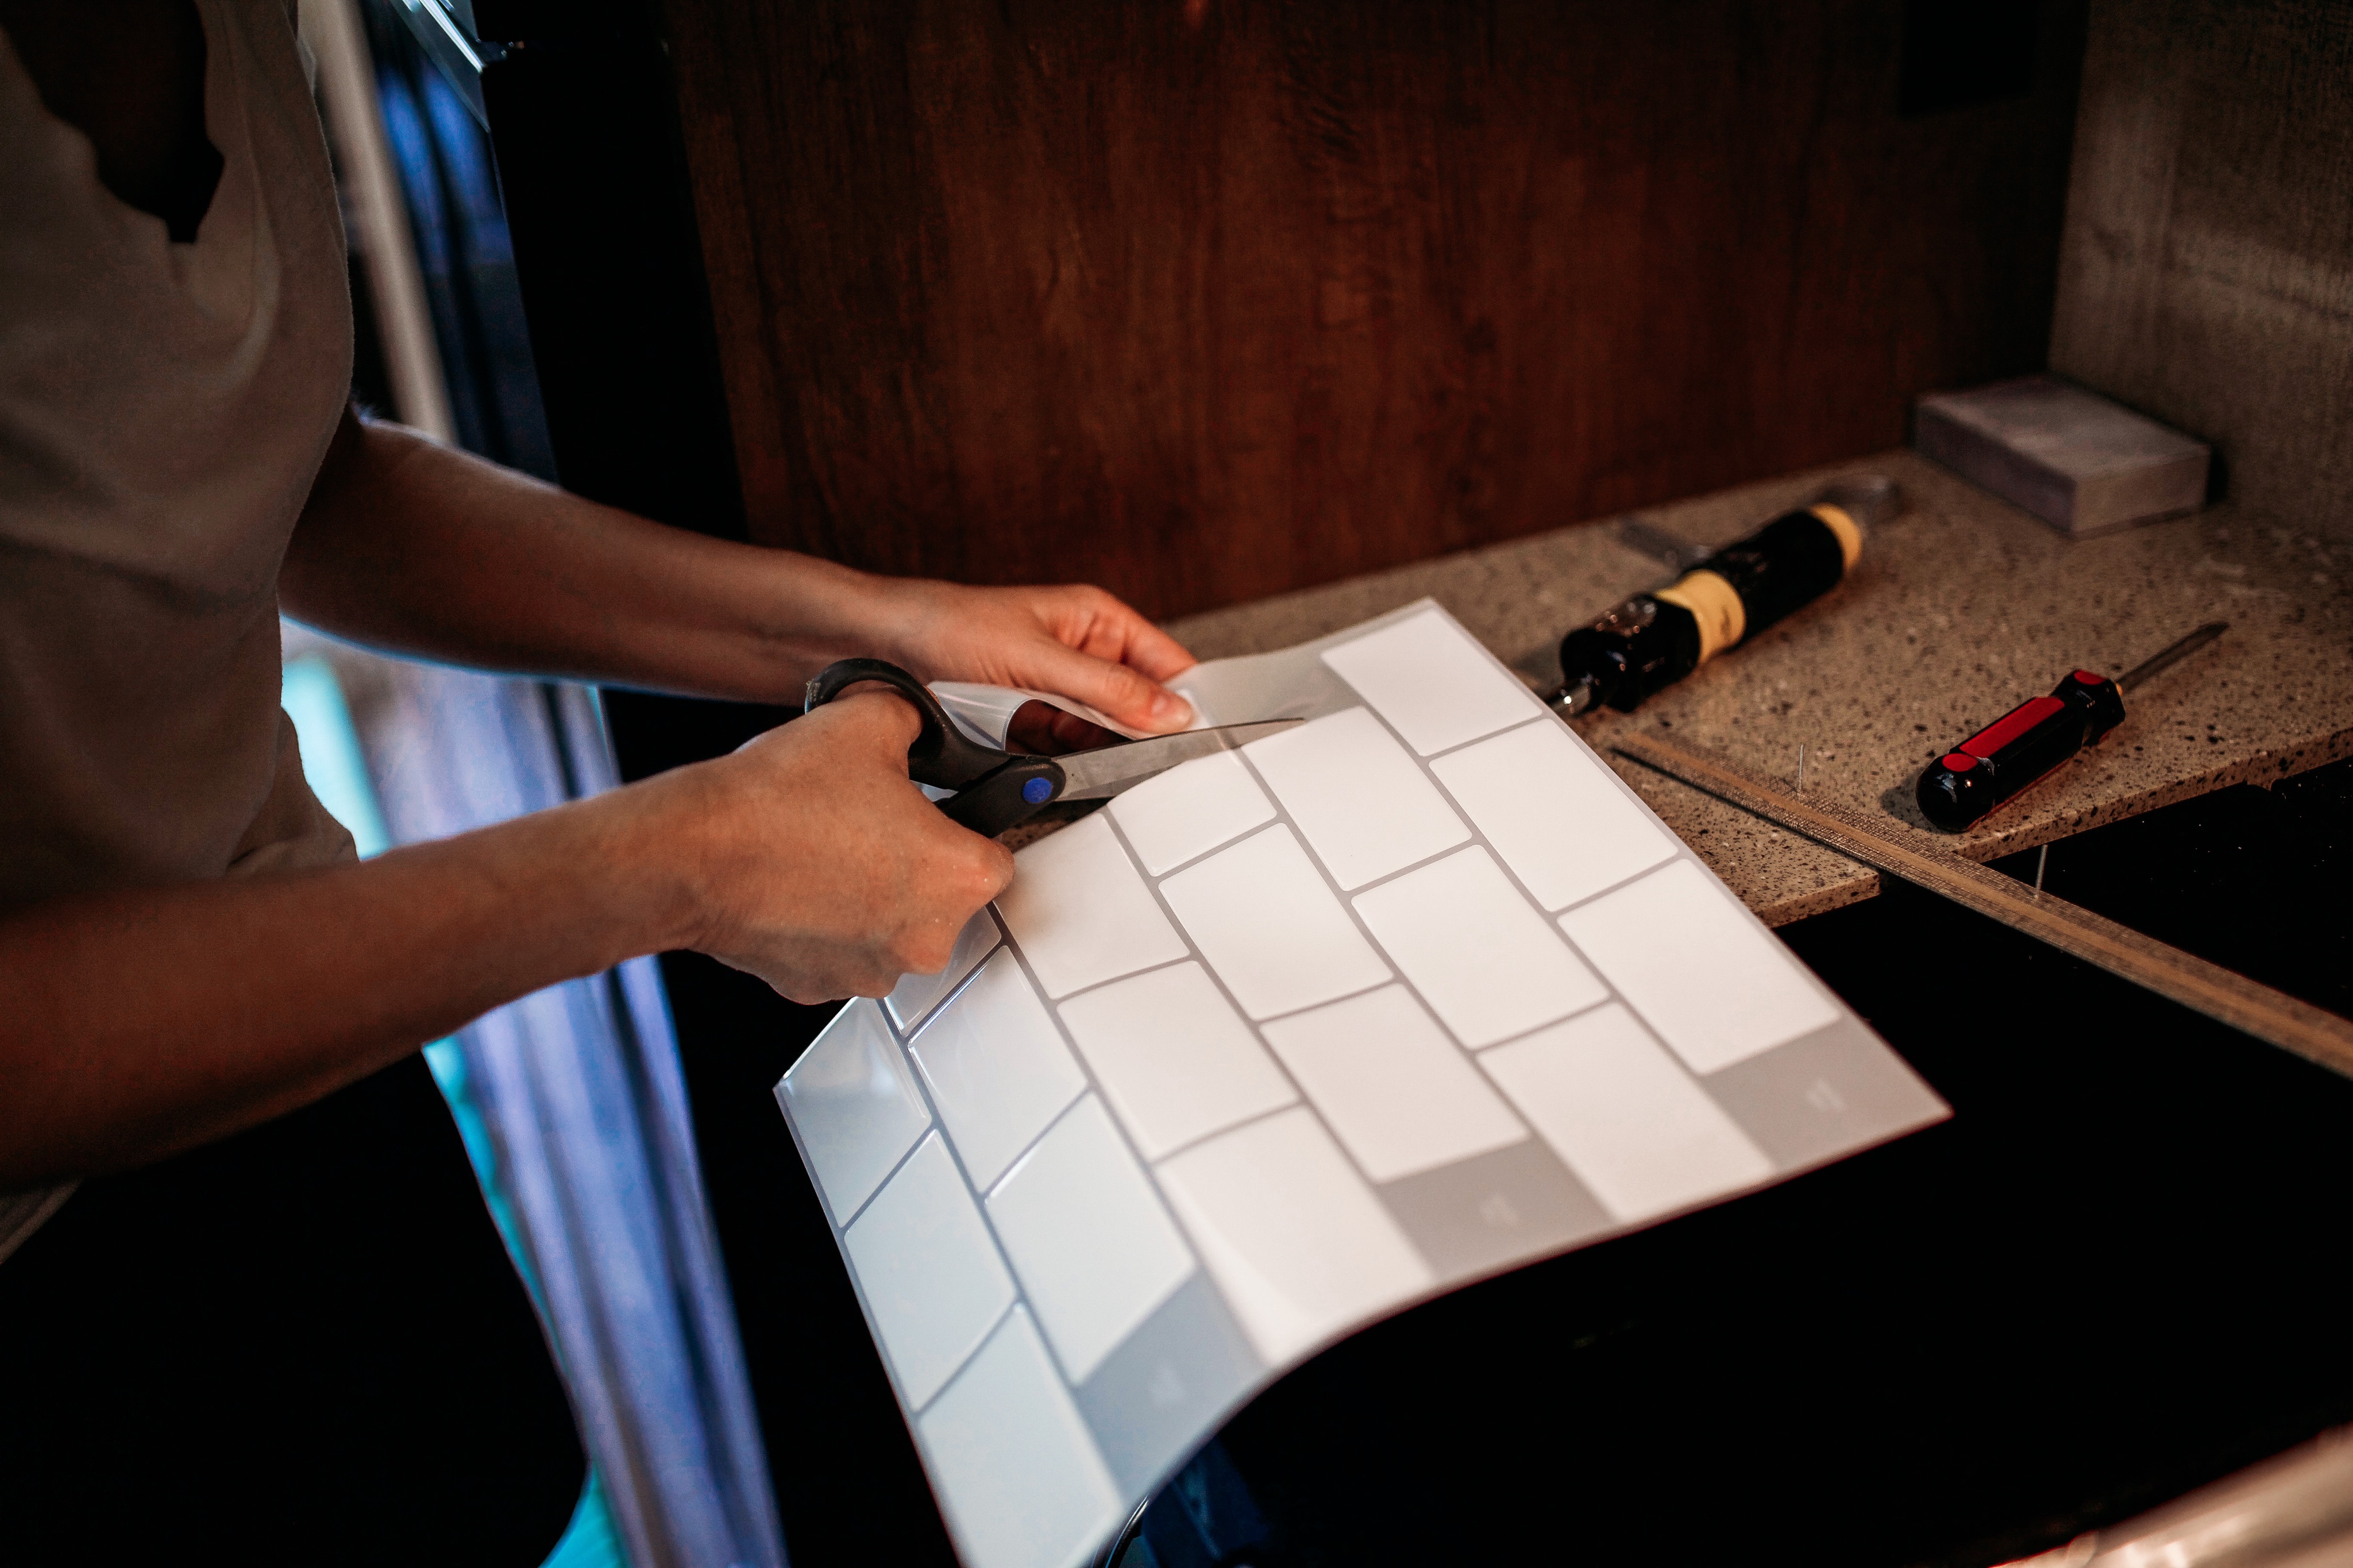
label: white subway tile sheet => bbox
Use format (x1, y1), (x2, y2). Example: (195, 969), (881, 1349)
(1480, 1005), (1773, 1222)
(775, 602), (1943, 1568)
(1260, 987), (1526, 1183)
(1156, 1109), (1433, 1364)
(909, 949), (1087, 1189)
(996, 813), (1190, 999)
(885, 910), (1001, 1032)
(843, 1133), (1017, 1408)
(987, 1096), (1196, 1382)
(919, 1308), (1124, 1568)
(1558, 859), (1840, 1074)
(1055, 962), (1296, 1160)
(1108, 751), (1276, 875)
(1430, 720), (1678, 910)
(1158, 825), (1391, 1021)
(1320, 607), (1542, 756)
(1354, 847), (1609, 1048)
(778, 999), (932, 1223)
(1241, 707), (1468, 889)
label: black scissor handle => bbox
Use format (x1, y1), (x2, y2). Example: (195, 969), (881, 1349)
(804, 658), (1067, 836)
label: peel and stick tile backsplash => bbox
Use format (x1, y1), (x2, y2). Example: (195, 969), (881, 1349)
(777, 600), (1947, 1568)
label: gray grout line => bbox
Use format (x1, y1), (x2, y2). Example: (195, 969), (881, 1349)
(1140, 1098), (1316, 1168)
(1246, 976), (1397, 1027)
(1042, 950), (1194, 1007)
(912, 1297), (1021, 1419)
(1415, 710), (1548, 763)
(1542, 852), (1685, 921)
(1465, 993), (1619, 1056)
(829, 1106), (936, 1235)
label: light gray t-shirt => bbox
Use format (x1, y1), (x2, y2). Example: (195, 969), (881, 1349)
(1, 1), (357, 1259)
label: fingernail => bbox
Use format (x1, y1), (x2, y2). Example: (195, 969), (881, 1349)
(1152, 690), (1194, 726)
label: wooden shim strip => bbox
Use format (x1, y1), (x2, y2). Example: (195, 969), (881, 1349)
(1611, 730), (2353, 1079)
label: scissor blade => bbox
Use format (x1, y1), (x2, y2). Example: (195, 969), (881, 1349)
(1056, 718), (1305, 800)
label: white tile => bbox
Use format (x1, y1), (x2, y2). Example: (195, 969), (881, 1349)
(1479, 1005), (1774, 1222)
(1108, 751), (1276, 875)
(995, 813), (1190, 999)
(1155, 1108), (1433, 1364)
(843, 1133), (1017, 1408)
(778, 999), (934, 1223)
(1260, 987), (1526, 1183)
(1430, 720), (1679, 910)
(1158, 826), (1392, 1021)
(1319, 607), (1541, 756)
(1241, 707), (1469, 889)
(1352, 847), (1608, 1048)
(884, 910), (1002, 1032)
(919, 1307), (1124, 1568)
(1055, 963), (1297, 1160)
(909, 948), (1089, 1189)
(987, 1096), (1197, 1382)
(1557, 859), (1839, 1073)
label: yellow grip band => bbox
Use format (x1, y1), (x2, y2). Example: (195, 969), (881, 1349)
(1655, 569), (1746, 663)
(1809, 503), (1864, 570)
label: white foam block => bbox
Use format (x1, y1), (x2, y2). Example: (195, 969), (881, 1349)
(919, 1307), (1124, 1568)
(1479, 1005), (1773, 1222)
(1056, 962), (1297, 1160)
(778, 999), (934, 1223)
(1260, 987), (1526, 1183)
(1430, 720), (1678, 910)
(1108, 751), (1276, 876)
(1320, 607), (1541, 756)
(1155, 1108), (1433, 1364)
(1353, 847), (1608, 1048)
(844, 1133), (1017, 1408)
(1243, 707), (1469, 889)
(1557, 859), (1838, 1073)
(909, 949), (1089, 1189)
(1158, 825), (1392, 1021)
(987, 1096), (1197, 1382)
(996, 813), (1189, 999)
(885, 910), (1002, 1032)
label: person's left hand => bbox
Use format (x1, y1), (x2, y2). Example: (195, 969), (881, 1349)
(867, 580), (1201, 747)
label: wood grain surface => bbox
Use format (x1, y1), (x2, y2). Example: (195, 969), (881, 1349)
(658, 0), (2086, 619)
(1612, 727), (2353, 1077)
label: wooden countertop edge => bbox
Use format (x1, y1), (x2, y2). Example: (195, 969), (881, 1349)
(1939, 723), (2353, 864)
(1613, 729), (2353, 1079)
(1661, 721), (2353, 927)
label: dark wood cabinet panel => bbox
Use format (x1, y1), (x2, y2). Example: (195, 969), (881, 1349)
(660, 0), (2084, 619)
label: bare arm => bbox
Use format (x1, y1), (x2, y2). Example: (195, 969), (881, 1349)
(0, 694), (1007, 1189)
(280, 410), (1201, 732)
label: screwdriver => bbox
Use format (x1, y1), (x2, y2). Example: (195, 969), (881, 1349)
(1914, 621), (2229, 832)
(1545, 476), (1903, 717)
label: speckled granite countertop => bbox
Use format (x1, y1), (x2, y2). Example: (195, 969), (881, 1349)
(1164, 451), (2353, 926)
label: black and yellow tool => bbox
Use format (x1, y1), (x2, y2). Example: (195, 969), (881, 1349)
(1545, 476), (1900, 718)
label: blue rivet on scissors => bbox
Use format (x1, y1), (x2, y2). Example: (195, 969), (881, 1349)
(1022, 777), (1054, 804)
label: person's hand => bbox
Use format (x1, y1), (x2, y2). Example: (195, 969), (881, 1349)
(869, 580), (1201, 743)
(632, 691), (1013, 1002)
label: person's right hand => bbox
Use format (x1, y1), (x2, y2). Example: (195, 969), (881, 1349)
(632, 690), (1014, 1003)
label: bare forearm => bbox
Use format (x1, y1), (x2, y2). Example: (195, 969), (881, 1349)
(0, 793), (689, 1188)
(279, 412), (901, 701)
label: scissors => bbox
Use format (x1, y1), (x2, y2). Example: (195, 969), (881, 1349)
(806, 658), (1302, 837)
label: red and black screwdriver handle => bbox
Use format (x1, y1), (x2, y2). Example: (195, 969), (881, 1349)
(1915, 669), (2127, 832)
